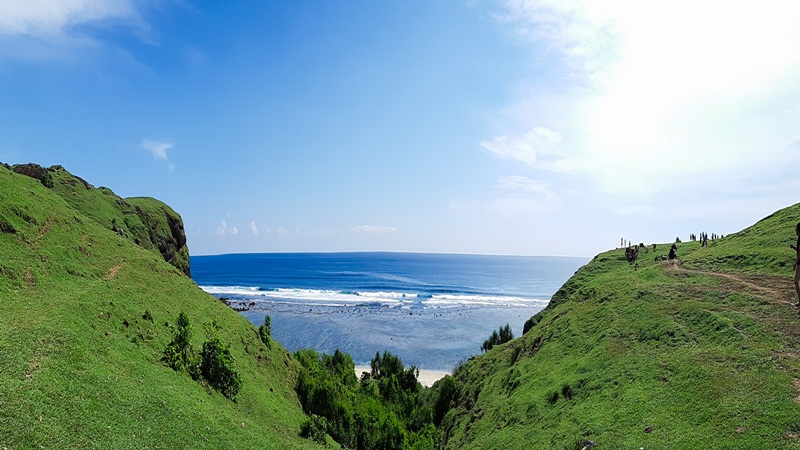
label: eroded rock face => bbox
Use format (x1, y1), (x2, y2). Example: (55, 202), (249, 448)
(133, 203), (191, 277)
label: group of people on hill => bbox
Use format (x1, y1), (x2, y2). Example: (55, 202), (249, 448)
(620, 223), (800, 306)
(688, 232), (723, 247)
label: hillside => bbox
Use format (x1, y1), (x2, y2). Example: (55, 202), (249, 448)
(10, 163), (191, 277)
(435, 203), (800, 448)
(5, 161), (800, 449)
(0, 165), (320, 448)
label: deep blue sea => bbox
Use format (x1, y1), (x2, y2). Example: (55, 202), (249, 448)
(191, 252), (587, 371)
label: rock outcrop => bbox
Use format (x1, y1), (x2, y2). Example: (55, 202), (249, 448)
(10, 163), (191, 276)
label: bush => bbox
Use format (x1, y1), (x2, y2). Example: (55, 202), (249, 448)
(162, 312), (197, 374)
(300, 414), (328, 444)
(295, 348), (431, 449)
(163, 313), (242, 401)
(432, 375), (457, 426)
(258, 315), (271, 347)
(200, 330), (243, 400)
(481, 323), (514, 352)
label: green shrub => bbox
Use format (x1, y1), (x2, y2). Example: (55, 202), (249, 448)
(258, 315), (271, 347)
(200, 330), (243, 400)
(481, 323), (514, 352)
(295, 348), (431, 449)
(162, 312), (197, 374)
(300, 414), (328, 444)
(163, 312), (242, 400)
(431, 376), (457, 426)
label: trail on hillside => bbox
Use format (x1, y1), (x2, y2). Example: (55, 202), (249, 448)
(668, 266), (800, 410)
(673, 267), (792, 304)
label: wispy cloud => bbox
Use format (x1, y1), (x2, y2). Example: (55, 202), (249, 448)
(0, 0), (152, 42)
(351, 225), (397, 235)
(142, 140), (174, 171)
(495, 176), (552, 195)
(249, 221), (259, 235)
(480, 127), (561, 166)
(216, 220), (238, 235)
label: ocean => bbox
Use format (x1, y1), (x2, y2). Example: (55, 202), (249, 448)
(191, 252), (588, 371)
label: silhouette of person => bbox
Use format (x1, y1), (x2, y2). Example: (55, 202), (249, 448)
(792, 223), (800, 305)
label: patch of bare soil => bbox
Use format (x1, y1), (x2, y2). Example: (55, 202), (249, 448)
(104, 263), (123, 280)
(37, 217), (55, 238)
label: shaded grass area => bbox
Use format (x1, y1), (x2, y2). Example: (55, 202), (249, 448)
(437, 203), (800, 449)
(0, 166), (319, 448)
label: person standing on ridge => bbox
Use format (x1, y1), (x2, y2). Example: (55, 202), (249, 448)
(792, 222), (800, 305)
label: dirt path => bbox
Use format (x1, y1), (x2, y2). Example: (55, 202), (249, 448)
(672, 267), (795, 306)
(669, 266), (800, 408)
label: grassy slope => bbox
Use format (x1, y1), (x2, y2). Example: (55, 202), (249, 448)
(0, 166), (319, 449)
(47, 166), (190, 276)
(439, 204), (800, 449)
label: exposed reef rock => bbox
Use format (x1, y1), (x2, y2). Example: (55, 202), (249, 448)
(10, 163), (191, 276)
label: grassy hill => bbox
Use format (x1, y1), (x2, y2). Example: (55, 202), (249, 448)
(0, 165), (320, 448)
(5, 161), (800, 449)
(436, 204), (800, 449)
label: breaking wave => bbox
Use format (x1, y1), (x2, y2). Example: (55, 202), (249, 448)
(199, 285), (549, 309)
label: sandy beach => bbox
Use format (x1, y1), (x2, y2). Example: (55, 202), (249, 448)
(354, 365), (450, 388)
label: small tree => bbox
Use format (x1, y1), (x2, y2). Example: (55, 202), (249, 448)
(482, 323), (514, 352)
(200, 326), (243, 400)
(163, 312), (197, 375)
(258, 315), (272, 347)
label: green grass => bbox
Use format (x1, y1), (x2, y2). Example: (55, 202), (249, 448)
(5, 161), (800, 449)
(47, 165), (191, 275)
(0, 166), (320, 448)
(438, 204), (800, 449)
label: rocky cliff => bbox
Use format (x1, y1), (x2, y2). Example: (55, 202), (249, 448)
(8, 163), (191, 276)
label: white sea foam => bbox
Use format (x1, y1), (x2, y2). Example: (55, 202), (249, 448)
(199, 285), (548, 309)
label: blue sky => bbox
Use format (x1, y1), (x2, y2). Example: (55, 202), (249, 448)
(2, 0), (800, 257)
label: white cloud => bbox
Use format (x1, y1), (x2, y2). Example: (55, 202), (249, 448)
(487, 0), (800, 197)
(0, 0), (151, 42)
(142, 140), (174, 170)
(249, 221), (259, 235)
(480, 126), (561, 166)
(216, 220), (238, 235)
(494, 176), (552, 195)
(351, 225), (397, 235)
(277, 226), (289, 236)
